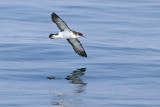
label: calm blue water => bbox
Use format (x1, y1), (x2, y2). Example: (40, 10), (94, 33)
(1, 0), (160, 106)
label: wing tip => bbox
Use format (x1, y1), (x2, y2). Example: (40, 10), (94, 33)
(51, 12), (58, 20)
(82, 53), (87, 57)
(78, 51), (87, 57)
(51, 12), (56, 16)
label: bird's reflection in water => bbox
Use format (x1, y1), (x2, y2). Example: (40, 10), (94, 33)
(65, 68), (86, 93)
(47, 68), (87, 106)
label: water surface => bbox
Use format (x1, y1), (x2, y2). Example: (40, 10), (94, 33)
(0, 0), (160, 106)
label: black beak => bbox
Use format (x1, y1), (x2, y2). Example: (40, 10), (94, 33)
(82, 35), (86, 38)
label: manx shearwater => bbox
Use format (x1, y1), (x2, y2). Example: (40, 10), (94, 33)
(49, 12), (87, 57)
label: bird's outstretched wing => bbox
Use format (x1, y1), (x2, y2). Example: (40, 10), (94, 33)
(51, 12), (70, 31)
(67, 38), (87, 57)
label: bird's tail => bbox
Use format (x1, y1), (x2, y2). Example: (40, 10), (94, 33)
(49, 33), (58, 39)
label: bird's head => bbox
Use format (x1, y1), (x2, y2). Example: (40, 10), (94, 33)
(77, 32), (86, 38)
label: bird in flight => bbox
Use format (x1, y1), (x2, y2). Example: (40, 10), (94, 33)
(49, 12), (87, 57)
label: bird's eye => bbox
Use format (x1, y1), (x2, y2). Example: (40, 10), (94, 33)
(79, 33), (82, 36)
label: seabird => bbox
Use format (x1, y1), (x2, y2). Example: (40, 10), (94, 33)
(49, 12), (87, 57)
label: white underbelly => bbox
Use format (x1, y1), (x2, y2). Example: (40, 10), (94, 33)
(60, 32), (76, 39)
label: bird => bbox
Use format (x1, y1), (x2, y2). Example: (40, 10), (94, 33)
(49, 12), (87, 57)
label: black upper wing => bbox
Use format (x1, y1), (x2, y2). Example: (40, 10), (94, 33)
(67, 38), (87, 57)
(51, 12), (70, 31)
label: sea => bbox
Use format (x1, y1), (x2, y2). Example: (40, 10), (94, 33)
(0, 0), (160, 107)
